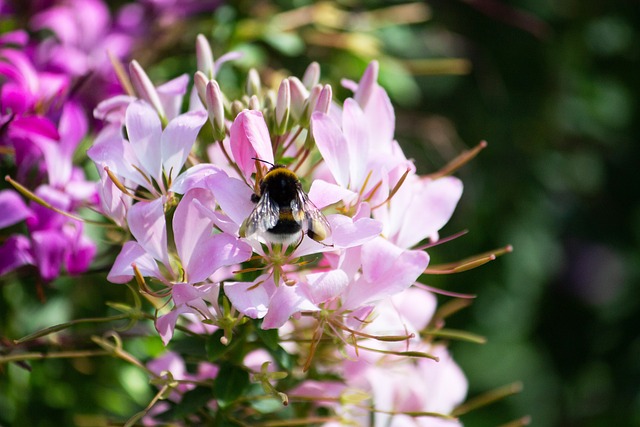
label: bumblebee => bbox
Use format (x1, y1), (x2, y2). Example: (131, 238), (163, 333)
(240, 164), (331, 245)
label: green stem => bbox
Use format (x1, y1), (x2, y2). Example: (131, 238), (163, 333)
(14, 313), (132, 344)
(0, 349), (110, 365)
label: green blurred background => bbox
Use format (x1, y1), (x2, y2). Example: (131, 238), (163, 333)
(2, 0), (639, 426)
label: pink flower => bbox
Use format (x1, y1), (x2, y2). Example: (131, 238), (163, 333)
(88, 100), (207, 198)
(229, 110), (275, 182)
(108, 188), (252, 344)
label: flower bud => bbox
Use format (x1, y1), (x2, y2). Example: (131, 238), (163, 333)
(288, 77), (308, 121)
(302, 61), (320, 89)
(354, 60), (379, 109)
(274, 79), (290, 135)
(196, 34), (215, 79)
(194, 71), (208, 104)
(129, 60), (166, 120)
(248, 95), (261, 111)
(205, 80), (226, 141)
(302, 84), (322, 127)
(230, 100), (245, 119)
(314, 84), (332, 114)
(246, 68), (261, 97)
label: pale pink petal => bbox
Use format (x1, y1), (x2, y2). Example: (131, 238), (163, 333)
(125, 100), (163, 183)
(171, 163), (222, 194)
(157, 74), (189, 120)
(224, 278), (274, 319)
(205, 171), (255, 226)
(173, 189), (216, 274)
(186, 231), (251, 284)
(244, 349), (275, 372)
(229, 110), (274, 180)
(127, 197), (169, 267)
(213, 51), (244, 76)
(310, 112), (349, 187)
(161, 109), (207, 184)
(290, 380), (345, 403)
(301, 269), (349, 305)
(41, 102), (86, 188)
(343, 238), (429, 309)
(342, 98), (369, 188)
(156, 307), (189, 345)
(88, 125), (151, 191)
(329, 215), (382, 248)
(96, 165), (129, 226)
(364, 85), (395, 149)
(391, 287), (437, 331)
(353, 60), (378, 108)
(262, 284), (319, 329)
(417, 346), (468, 414)
(107, 241), (163, 283)
(394, 176), (463, 248)
(170, 282), (214, 306)
(361, 236), (402, 283)
(307, 179), (357, 209)
(93, 94), (136, 123)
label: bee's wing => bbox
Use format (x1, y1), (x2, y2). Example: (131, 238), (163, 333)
(244, 194), (280, 237)
(296, 189), (331, 241)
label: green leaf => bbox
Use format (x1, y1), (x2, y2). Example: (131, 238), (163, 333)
(267, 345), (295, 371)
(214, 363), (250, 408)
(250, 397), (284, 414)
(153, 387), (213, 422)
(254, 326), (279, 351)
(206, 330), (233, 362)
(172, 386), (215, 419)
(262, 32), (305, 56)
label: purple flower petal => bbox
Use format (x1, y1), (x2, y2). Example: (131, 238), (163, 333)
(0, 190), (33, 228)
(0, 235), (33, 276)
(31, 229), (67, 281)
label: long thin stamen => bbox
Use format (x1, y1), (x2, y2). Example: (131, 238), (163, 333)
(424, 245), (513, 274)
(427, 140), (488, 180)
(5, 175), (119, 227)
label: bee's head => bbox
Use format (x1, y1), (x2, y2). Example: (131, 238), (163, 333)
(262, 167), (300, 206)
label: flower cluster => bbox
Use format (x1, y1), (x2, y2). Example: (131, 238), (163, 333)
(0, 0), (119, 280)
(0, 0), (221, 282)
(83, 33), (473, 425)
